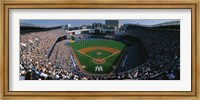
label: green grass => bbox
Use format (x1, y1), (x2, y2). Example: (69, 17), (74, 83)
(86, 49), (112, 59)
(68, 39), (125, 74)
(68, 39), (125, 50)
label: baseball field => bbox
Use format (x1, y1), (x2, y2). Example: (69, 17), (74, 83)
(67, 39), (126, 74)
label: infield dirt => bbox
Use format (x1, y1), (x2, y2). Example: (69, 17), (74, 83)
(78, 46), (120, 54)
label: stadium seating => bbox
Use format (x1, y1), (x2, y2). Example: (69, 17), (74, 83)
(20, 24), (180, 80)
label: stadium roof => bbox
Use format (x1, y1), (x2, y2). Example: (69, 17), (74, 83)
(20, 22), (46, 28)
(151, 20), (180, 27)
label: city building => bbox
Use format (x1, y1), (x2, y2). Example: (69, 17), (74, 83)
(92, 22), (103, 29)
(105, 20), (119, 30)
(62, 24), (71, 30)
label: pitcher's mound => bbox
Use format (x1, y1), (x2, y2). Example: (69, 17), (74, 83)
(96, 52), (102, 55)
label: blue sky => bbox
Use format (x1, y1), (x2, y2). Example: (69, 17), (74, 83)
(20, 19), (179, 27)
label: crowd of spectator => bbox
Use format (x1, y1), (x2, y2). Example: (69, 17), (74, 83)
(20, 29), (69, 80)
(20, 25), (180, 80)
(116, 25), (180, 80)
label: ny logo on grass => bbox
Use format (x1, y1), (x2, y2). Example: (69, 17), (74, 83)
(95, 66), (103, 71)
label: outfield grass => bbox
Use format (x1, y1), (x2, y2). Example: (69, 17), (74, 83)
(68, 39), (125, 50)
(68, 39), (125, 74)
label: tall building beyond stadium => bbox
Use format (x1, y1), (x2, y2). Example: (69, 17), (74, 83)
(105, 20), (119, 30)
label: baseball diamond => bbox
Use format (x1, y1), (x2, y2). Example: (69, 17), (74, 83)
(68, 39), (126, 74)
